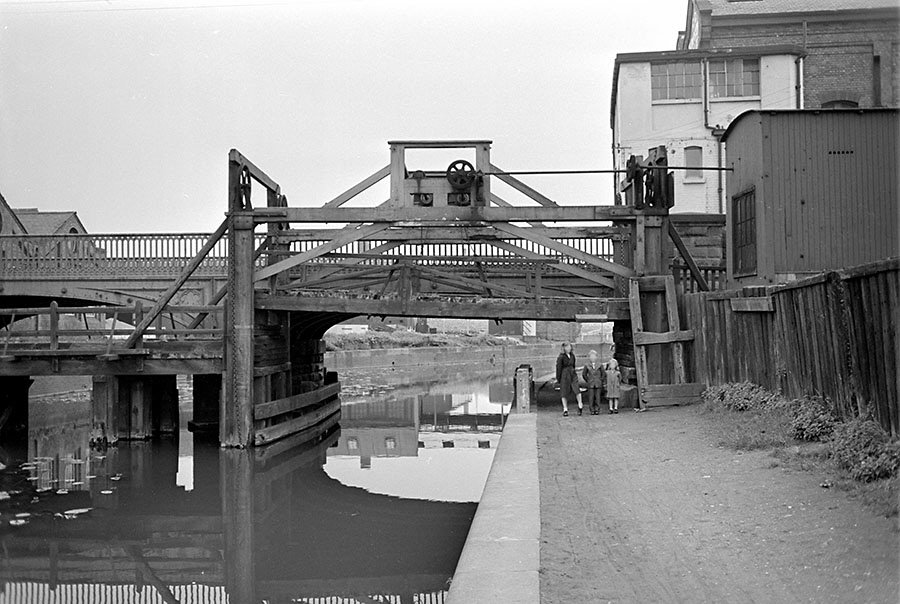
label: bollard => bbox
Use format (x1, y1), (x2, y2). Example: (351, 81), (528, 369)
(514, 364), (534, 413)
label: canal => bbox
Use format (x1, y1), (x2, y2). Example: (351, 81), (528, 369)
(0, 356), (554, 603)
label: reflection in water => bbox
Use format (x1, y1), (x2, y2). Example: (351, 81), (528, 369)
(0, 359), (547, 603)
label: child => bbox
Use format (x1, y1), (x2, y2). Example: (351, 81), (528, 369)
(581, 350), (606, 415)
(605, 358), (621, 414)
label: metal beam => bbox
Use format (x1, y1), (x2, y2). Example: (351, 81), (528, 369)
(276, 225), (624, 241)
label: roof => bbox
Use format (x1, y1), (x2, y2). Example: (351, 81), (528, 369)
(720, 108), (900, 142)
(610, 44), (806, 129)
(12, 208), (85, 235)
(0, 190), (27, 233)
(705, 0), (899, 17)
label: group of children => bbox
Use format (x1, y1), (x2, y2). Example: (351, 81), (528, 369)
(555, 342), (622, 417)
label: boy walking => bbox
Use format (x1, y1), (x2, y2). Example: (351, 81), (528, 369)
(581, 350), (606, 415)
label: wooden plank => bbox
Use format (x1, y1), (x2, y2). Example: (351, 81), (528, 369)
(492, 222), (636, 279)
(254, 223), (390, 282)
(322, 165), (390, 208)
(664, 276), (687, 384)
(123, 219), (228, 348)
(636, 276), (668, 291)
(641, 383), (706, 399)
(253, 382), (341, 420)
(628, 279), (649, 396)
(254, 205), (649, 223)
(643, 396), (702, 408)
(633, 330), (695, 346)
(667, 221), (710, 291)
(253, 397), (341, 446)
(730, 297), (774, 312)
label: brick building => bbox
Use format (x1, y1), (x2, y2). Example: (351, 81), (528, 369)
(677, 0), (900, 109)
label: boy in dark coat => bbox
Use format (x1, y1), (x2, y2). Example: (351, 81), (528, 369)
(582, 349), (606, 415)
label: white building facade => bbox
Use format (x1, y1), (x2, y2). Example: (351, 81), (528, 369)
(611, 46), (804, 214)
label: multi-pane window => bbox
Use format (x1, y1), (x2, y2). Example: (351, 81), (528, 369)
(733, 188), (757, 275)
(709, 58), (760, 98)
(651, 61), (703, 100)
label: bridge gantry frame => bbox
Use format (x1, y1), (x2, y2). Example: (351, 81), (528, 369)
(1, 140), (706, 448)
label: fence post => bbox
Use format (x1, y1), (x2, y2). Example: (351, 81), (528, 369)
(49, 302), (58, 351)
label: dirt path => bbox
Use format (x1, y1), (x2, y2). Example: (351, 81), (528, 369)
(537, 405), (899, 604)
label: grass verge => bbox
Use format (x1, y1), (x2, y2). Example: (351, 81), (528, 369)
(698, 382), (899, 524)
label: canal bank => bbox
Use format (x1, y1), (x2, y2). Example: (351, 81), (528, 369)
(446, 410), (540, 604)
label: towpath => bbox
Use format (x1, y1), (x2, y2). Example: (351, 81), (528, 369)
(537, 405), (899, 604)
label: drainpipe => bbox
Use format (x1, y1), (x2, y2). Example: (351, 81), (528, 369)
(702, 59), (725, 214)
(796, 56), (804, 109)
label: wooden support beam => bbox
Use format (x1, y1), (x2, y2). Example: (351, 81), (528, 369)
(415, 264), (534, 298)
(668, 221), (710, 291)
(489, 163), (559, 207)
(640, 383), (705, 406)
(229, 149), (280, 193)
(254, 397), (341, 446)
(283, 241), (401, 287)
(253, 206), (650, 223)
(492, 222), (636, 279)
(322, 165), (391, 207)
(277, 225), (624, 241)
(254, 223), (390, 282)
(487, 240), (617, 290)
(633, 330), (695, 346)
(489, 193), (544, 227)
(124, 219), (228, 349)
(282, 265), (391, 290)
(664, 276), (687, 384)
(256, 293), (607, 321)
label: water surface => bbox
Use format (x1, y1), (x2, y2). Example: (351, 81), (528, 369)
(0, 358), (551, 603)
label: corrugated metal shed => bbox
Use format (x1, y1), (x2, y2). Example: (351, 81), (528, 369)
(722, 109), (899, 285)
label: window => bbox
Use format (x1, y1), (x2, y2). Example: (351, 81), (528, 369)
(709, 58), (759, 98)
(684, 146), (703, 179)
(651, 61), (703, 101)
(733, 188), (757, 275)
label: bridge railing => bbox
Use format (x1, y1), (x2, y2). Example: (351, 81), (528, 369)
(0, 233), (240, 276)
(0, 303), (224, 355)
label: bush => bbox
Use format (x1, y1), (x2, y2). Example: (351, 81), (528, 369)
(789, 397), (836, 441)
(702, 382), (782, 412)
(831, 418), (900, 482)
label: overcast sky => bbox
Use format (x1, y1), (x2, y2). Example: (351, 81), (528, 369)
(1, 0), (686, 233)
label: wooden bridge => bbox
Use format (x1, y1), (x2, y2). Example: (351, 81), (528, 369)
(1, 140), (715, 447)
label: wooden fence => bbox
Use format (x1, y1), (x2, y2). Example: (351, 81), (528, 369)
(682, 258), (898, 436)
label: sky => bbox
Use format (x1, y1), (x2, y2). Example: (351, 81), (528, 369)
(0, 0), (687, 233)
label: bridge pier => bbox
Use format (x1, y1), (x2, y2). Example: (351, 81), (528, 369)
(91, 375), (179, 443)
(0, 376), (32, 446)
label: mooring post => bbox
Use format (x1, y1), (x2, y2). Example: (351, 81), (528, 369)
(222, 158), (256, 447)
(514, 364), (533, 413)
